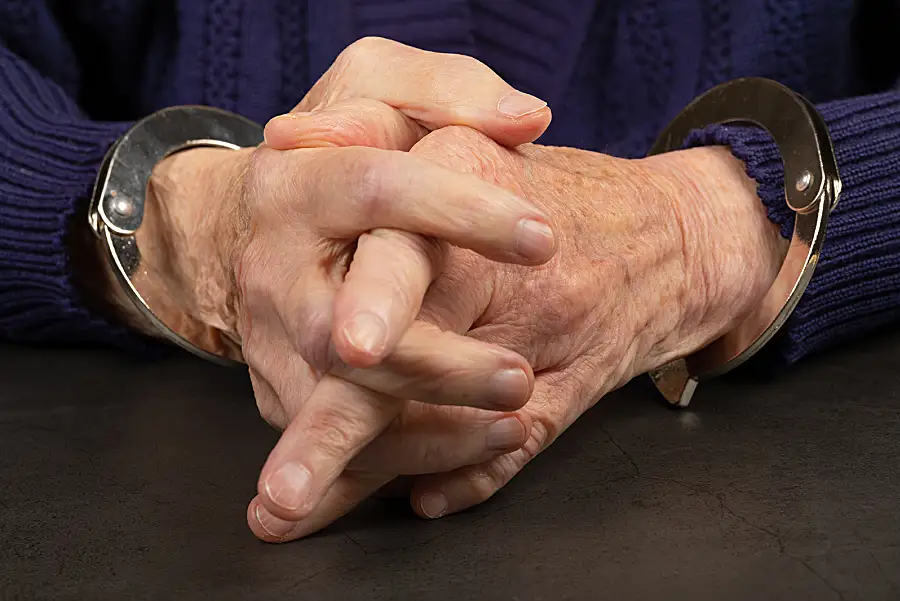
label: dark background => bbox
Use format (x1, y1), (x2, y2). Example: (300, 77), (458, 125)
(1, 332), (899, 600)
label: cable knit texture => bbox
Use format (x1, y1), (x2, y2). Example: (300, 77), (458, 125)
(1, 0), (899, 364)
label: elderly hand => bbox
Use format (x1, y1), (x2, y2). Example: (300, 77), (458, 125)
(248, 125), (787, 542)
(103, 39), (570, 539)
(134, 36), (554, 371)
(399, 128), (788, 516)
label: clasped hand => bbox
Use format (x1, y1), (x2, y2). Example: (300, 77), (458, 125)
(136, 38), (786, 542)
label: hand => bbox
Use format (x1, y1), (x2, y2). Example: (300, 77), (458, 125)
(248, 126), (787, 541)
(399, 128), (788, 517)
(94, 39), (565, 536)
(114, 36), (554, 366)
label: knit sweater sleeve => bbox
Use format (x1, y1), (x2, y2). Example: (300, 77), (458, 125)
(687, 91), (900, 364)
(0, 43), (145, 347)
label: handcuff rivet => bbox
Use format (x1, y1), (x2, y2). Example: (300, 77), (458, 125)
(796, 170), (813, 192)
(111, 196), (135, 218)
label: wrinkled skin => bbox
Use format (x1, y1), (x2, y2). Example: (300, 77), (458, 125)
(128, 38), (565, 537)
(245, 126), (786, 541)
(103, 38), (785, 543)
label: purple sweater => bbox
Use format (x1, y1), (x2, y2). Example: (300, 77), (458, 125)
(1, 0), (899, 364)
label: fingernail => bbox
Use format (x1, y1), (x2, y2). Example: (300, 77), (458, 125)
(342, 311), (388, 356)
(486, 417), (526, 451)
(264, 462), (311, 512)
(255, 504), (295, 538)
(420, 493), (448, 519)
(490, 368), (531, 408)
(516, 218), (555, 261)
(498, 91), (548, 118)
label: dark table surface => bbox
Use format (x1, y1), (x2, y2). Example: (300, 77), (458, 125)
(2, 334), (900, 601)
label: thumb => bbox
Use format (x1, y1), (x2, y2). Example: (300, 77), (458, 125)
(291, 37), (553, 148)
(264, 98), (428, 151)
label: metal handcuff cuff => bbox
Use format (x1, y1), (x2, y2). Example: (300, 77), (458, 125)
(88, 79), (842, 406)
(647, 78), (842, 407)
(88, 106), (264, 365)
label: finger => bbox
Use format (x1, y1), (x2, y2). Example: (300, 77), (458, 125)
(248, 471), (393, 543)
(331, 229), (443, 367)
(293, 146), (557, 265)
(349, 404), (533, 474)
(409, 376), (570, 519)
(295, 37), (552, 147)
(256, 375), (399, 521)
(237, 229), (343, 374)
(331, 321), (534, 411)
(409, 424), (547, 520)
(268, 254), (341, 373)
(265, 98), (427, 151)
(258, 334), (535, 523)
(417, 247), (493, 335)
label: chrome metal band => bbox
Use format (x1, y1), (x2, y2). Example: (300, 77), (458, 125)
(648, 78), (842, 407)
(88, 106), (264, 365)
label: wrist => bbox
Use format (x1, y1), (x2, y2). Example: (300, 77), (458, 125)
(132, 146), (252, 355)
(640, 146), (788, 370)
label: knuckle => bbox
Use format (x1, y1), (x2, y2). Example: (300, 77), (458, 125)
(344, 150), (390, 220)
(399, 231), (445, 269)
(465, 450), (528, 504)
(321, 115), (377, 148)
(305, 408), (366, 459)
(370, 229), (445, 284)
(521, 393), (568, 449)
(283, 297), (333, 372)
(350, 35), (395, 54)
(415, 236), (446, 280)
(308, 99), (395, 148)
(417, 125), (487, 150)
(411, 127), (505, 179)
(522, 418), (554, 460)
(336, 36), (394, 73)
(418, 250), (486, 331)
(464, 467), (503, 504)
(461, 434), (543, 505)
(525, 266), (601, 338)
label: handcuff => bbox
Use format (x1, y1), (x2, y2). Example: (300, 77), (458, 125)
(88, 106), (264, 365)
(647, 78), (842, 407)
(88, 79), (842, 405)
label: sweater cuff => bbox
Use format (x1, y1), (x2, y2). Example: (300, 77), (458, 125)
(685, 91), (900, 364)
(0, 49), (160, 352)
